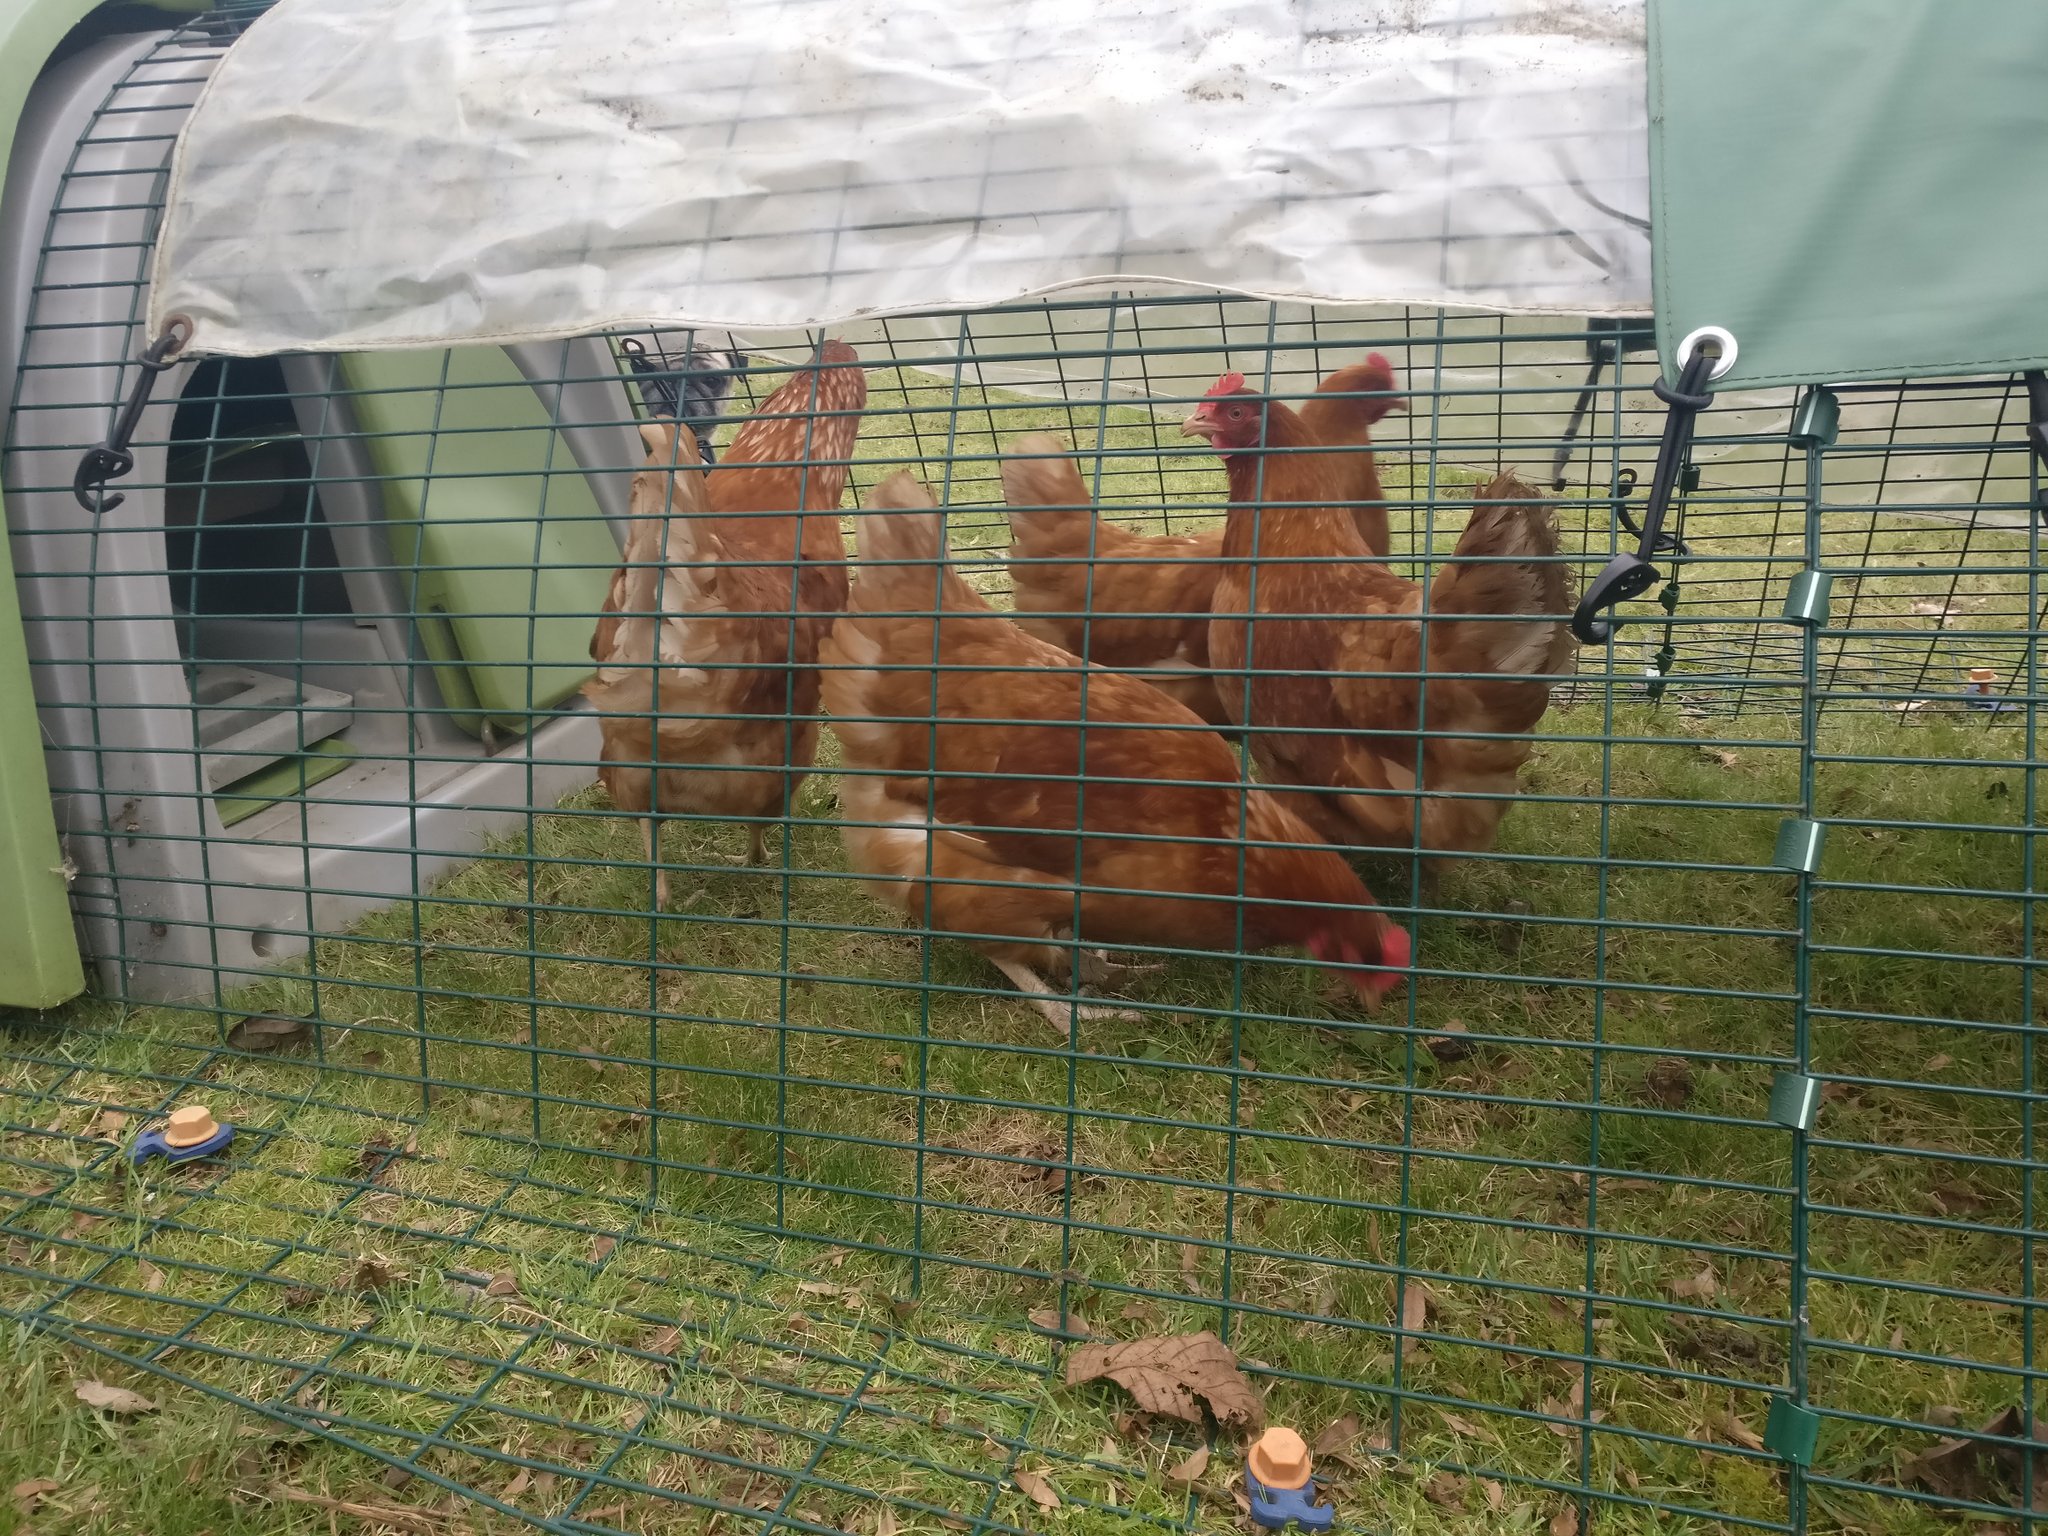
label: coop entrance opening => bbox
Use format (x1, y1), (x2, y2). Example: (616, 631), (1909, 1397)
(165, 355), (355, 792)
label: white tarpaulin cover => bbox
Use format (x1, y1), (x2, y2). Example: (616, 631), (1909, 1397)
(147, 0), (1649, 357)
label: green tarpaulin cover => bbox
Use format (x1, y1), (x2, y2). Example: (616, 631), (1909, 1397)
(1650, 0), (2048, 390)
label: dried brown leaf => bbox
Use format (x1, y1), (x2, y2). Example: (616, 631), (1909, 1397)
(590, 1235), (617, 1263)
(1924, 1053), (1955, 1073)
(1119, 1299), (1163, 1324)
(502, 1468), (532, 1500)
(873, 1507), (899, 1536)
(351, 1256), (403, 1293)
(85, 1107), (129, 1141)
(1669, 1265), (1718, 1302)
(73, 1380), (157, 1415)
(1550, 1504), (1582, 1536)
(1422, 1470), (1465, 1508)
(280, 1284), (319, 1311)
(1714, 1412), (1767, 1451)
(1437, 1409), (1490, 1441)
(1180, 1243), (1200, 1282)
(137, 1259), (165, 1293)
(1028, 1305), (1093, 1337)
(1902, 1405), (2048, 1509)
(1312, 1414), (1363, 1457)
(1166, 1445), (1211, 1485)
(12, 1479), (60, 1513)
(1644, 1056), (1695, 1108)
(1064, 1331), (1264, 1429)
(485, 1270), (520, 1298)
(1482, 1478), (1505, 1511)
(227, 1013), (313, 1052)
(1399, 1280), (1434, 1335)
(1012, 1469), (1061, 1510)
(1425, 1019), (1474, 1062)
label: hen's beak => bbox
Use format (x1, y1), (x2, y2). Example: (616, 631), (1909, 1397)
(1179, 410), (1219, 440)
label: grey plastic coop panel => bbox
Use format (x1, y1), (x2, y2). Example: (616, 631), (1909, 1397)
(0, 26), (644, 1001)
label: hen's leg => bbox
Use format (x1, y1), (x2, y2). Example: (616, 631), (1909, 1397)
(1073, 947), (1163, 986)
(710, 822), (772, 867)
(642, 817), (671, 912)
(990, 958), (1144, 1031)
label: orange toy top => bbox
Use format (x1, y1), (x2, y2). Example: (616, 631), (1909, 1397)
(1247, 1427), (1313, 1491)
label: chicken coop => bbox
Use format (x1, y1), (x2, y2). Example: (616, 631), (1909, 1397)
(2, 3), (2044, 1536)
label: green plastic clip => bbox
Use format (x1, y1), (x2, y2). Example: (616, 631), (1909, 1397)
(1764, 1397), (1821, 1466)
(1790, 388), (1841, 450)
(1769, 1072), (1820, 1132)
(1782, 570), (1833, 626)
(1773, 818), (1826, 875)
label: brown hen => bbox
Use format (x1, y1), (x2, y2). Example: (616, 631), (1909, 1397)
(821, 471), (1408, 1032)
(585, 344), (865, 906)
(1185, 374), (1575, 860)
(1004, 357), (1403, 725)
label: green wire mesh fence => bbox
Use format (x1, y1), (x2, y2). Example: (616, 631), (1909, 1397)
(2, 13), (2044, 1536)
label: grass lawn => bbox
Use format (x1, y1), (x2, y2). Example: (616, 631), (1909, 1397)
(2, 365), (2041, 1535)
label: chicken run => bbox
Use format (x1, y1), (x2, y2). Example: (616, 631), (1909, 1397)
(5, 6), (2048, 1536)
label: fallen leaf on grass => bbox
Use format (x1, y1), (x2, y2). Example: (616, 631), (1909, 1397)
(1644, 1057), (1695, 1108)
(1399, 1280), (1434, 1334)
(350, 1256), (405, 1294)
(1166, 1445), (1210, 1485)
(1425, 1019), (1473, 1062)
(1012, 1469), (1061, 1509)
(1180, 1243), (1200, 1283)
(1669, 1265), (1718, 1302)
(502, 1468), (532, 1500)
(1481, 1478), (1505, 1511)
(354, 1136), (397, 1180)
(1550, 1504), (1582, 1536)
(226, 1013), (314, 1053)
(85, 1107), (129, 1141)
(73, 1380), (156, 1415)
(1924, 1053), (1955, 1074)
(1902, 1405), (2048, 1510)
(590, 1235), (617, 1263)
(137, 1259), (166, 1293)
(1436, 1410), (1491, 1442)
(797, 1279), (863, 1308)
(1312, 1415), (1363, 1457)
(1065, 1331), (1263, 1430)
(1028, 1306), (1094, 1338)
(874, 1507), (899, 1536)
(485, 1270), (520, 1298)
(1421, 1470), (1465, 1508)
(1696, 748), (1740, 769)
(1713, 1412), (1767, 1451)
(1120, 1299), (1162, 1324)
(11, 1479), (59, 1513)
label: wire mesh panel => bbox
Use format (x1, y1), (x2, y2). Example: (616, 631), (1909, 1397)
(3, 14), (2046, 1536)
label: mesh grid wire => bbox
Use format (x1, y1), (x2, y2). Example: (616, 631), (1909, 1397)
(3, 14), (2045, 1536)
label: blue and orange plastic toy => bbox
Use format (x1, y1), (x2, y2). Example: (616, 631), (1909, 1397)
(1245, 1427), (1335, 1531)
(131, 1105), (233, 1164)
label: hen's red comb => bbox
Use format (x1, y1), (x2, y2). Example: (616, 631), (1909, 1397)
(1206, 371), (1248, 397)
(1367, 351), (1394, 374)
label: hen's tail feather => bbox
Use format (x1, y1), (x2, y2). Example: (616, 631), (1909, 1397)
(1003, 435), (1091, 507)
(852, 472), (975, 619)
(1421, 472), (1574, 676)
